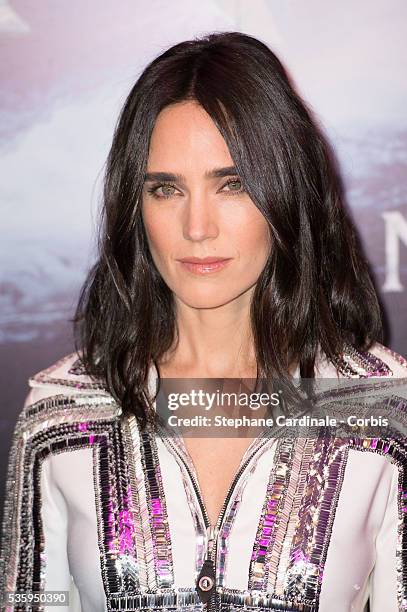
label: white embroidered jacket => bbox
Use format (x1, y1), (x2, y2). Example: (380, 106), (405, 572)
(0, 342), (407, 612)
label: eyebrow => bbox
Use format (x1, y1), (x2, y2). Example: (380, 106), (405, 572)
(144, 166), (238, 184)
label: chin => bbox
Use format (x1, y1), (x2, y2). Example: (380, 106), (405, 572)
(175, 289), (247, 310)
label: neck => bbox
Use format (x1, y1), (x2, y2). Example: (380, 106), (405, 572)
(159, 293), (257, 378)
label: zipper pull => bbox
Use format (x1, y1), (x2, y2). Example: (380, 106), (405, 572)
(196, 525), (217, 604)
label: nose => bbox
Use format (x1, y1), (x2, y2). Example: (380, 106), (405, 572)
(182, 191), (219, 242)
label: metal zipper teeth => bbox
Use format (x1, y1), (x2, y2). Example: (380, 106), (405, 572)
(207, 435), (272, 612)
(211, 434), (272, 551)
(163, 430), (272, 533)
(162, 430), (273, 611)
(212, 438), (269, 553)
(159, 434), (214, 612)
(161, 433), (211, 528)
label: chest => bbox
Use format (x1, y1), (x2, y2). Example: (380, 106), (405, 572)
(182, 436), (257, 526)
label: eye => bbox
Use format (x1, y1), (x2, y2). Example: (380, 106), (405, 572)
(221, 178), (244, 194)
(146, 182), (178, 199)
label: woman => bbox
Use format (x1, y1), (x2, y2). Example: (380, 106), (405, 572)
(1, 31), (406, 612)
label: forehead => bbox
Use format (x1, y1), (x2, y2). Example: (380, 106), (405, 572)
(147, 101), (233, 170)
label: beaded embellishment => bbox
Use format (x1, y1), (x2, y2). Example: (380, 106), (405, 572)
(29, 352), (108, 392)
(1, 344), (406, 611)
(331, 342), (392, 378)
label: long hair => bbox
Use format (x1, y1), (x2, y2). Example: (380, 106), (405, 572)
(72, 31), (383, 429)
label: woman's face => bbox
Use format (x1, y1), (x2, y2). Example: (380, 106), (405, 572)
(141, 100), (271, 310)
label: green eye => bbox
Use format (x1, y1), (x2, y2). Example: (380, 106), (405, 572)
(146, 182), (178, 199)
(222, 178), (244, 194)
(227, 180), (242, 191)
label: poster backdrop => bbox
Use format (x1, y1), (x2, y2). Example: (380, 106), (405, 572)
(1, 0), (406, 514)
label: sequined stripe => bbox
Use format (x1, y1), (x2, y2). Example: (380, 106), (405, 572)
(0, 419), (27, 596)
(31, 396), (139, 592)
(0, 395), (132, 612)
(29, 375), (108, 392)
(109, 588), (203, 610)
(279, 437), (349, 606)
(109, 587), (315, 611)
(218, 436), (277, 588)
(139, 426), (174, 588)
(31, 401), (129, 599)
(17, 423), (115, 612)
(174, 448), (207, 575)
(33, 450), (47, 594)
(110, 586), (316, 612)
(217, 587), (316, 611)
(217, 496), (241, 588)
(120, 417), (147, 592)
(181, 467), (207, 577)
(110, 421), (139, 585)
(22, 394), (118, 426)
(34, 420), (140, 605)
(29, 351), (107, 391)
(0, 396), (118, 602)
(307, 440), (348, 596)
(93, 425), (132, 599)
(101, 419), (141, 595)
(267, 438), (314, 593)
(248, 438), (295, 591)
(159, 434), (207, 576)
(349, 434), (407, 610)
(33, 431), (109, 589)
(354, 349), (392, 377)
(332, 344), (392, 378)
(120, 415), (149, 589)
(315, 377), (405, 407)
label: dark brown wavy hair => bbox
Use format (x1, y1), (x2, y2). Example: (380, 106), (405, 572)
(72, 31), (383, 429)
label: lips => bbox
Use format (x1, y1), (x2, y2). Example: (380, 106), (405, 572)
(177, 257), (231, 264)
(177, 256), (232, 275)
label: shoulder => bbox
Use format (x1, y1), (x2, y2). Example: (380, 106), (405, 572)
(25, 350), (109, 403)
(316, 340), (407, 379)
(316, 341), (407, 457)
(368, 341), (407, 377)
(18, 351), (120, 433)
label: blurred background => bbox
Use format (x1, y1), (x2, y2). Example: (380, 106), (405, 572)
(1, 0), (406, 517)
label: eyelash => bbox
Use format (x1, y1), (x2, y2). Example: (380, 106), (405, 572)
(145, 178), (245, 200)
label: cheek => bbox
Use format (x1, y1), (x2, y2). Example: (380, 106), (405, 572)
(235, 216), (271, 262)
(142, 210), (171, 259)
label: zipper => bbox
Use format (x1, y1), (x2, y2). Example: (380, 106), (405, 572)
(161, 430), (272, 611)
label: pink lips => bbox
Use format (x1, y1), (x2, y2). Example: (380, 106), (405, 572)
(177, 256), (232, 275)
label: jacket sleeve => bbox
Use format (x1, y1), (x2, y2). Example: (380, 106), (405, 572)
(366, 343), (407, 610)
(0, 386), (82, 611)
(368, 419), (407, 611)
